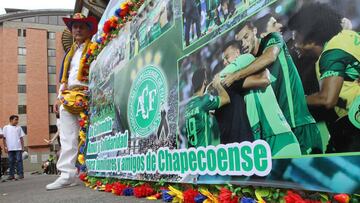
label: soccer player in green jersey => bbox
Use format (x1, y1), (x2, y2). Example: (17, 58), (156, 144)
(222, 22), (322, 155)
(288, 3), (360, 152)
(221, 41), (301, 157)
(185, 68), (230, 148)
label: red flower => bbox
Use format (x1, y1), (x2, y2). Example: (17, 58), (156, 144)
(284, 191), (325, 203)
(79, 173), (87, 181)
(79, 119), (85, 127)
(103, 20), (113, 33)
(105, 183), (113, 192)
(96, 180), (102, 187)
(333, 194), (350, 203)
(133, 184), (155, 198)
(112, 182), (126, 196)
(154, 193), (161, 199)
(183, 189), (199, 203)
(219, 188), (239, 203)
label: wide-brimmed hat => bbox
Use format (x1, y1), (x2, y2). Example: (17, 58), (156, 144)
(63, 13), (98, 35)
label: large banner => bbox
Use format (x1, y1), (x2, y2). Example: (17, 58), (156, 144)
(86, 0), (360, 194)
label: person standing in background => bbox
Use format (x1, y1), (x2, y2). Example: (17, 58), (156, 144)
(2, 115), (25, 180)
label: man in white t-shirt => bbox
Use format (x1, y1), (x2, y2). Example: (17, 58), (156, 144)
(3, 115), (25, 180)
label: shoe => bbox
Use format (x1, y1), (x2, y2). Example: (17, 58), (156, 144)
(46, 177), (78, 190)
(18, 175), (24, 179)
(6, 176), (15, 181)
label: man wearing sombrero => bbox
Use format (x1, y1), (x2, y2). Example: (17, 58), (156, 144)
(46, 13), (98, 190)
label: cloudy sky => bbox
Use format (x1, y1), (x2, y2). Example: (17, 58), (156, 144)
(0, 0), (75, 15)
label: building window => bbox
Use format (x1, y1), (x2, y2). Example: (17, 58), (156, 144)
(18, 65), (26, 73)
(17, 29), (26, 37)
(48, 85), (57, 93)
(47, 32), (56, 40)
(18, 47), (26, 56)
(22, 17), (36, 23)
(49, 105), (54, 113)
(49, 16), (58, 25)
(38, 16), (49, 24)
(21, 126), (27, 134)
(18, 105), (27, 114)
(18, 85), (26, 93)
(49, 125), (57, 133)
(48, 66), (56, 74)
(48, 49), (56, 57)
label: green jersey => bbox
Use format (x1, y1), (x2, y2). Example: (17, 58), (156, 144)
(185, 94), (220, 147)
(221, 54), (300, 156)
(257, 32), (315, 128)
(318, 30), (360, 118)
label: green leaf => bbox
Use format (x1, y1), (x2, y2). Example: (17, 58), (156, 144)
(319, 193), (329, 201)
(233, 187), (242, 196)
(242, 187), (254, 196)
(255, 188), (271, 198)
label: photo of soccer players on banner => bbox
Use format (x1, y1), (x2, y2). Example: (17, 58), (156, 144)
(178, 0), (360, 157)
(129, 0), (174, 58)
(182, 0), (276, 47)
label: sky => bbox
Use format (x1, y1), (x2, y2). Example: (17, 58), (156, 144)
(0, 0), (76, 15)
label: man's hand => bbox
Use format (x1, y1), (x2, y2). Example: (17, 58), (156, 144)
(222, 73), (239, 87)
(54, 99), (61, 114)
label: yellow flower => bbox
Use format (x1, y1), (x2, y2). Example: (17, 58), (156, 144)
(255, 192), (266, 203)
(120, 2), (128, 9)
(168, 186), (184, 203)
(89, 42), (98, 51)
(199, 188), (219, 203)
(79, 131), (86, 141)
(78, 154), (85, 165)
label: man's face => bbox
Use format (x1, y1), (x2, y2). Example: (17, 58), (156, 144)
(235, 25), (256, 54)
(266, 17), (283, 33)
(223, 45), (240, 66)
(71, 22), (91, 43)
(11, 117), (19, 126)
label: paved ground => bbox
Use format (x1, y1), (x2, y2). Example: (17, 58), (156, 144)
(0, 173), (162, 203)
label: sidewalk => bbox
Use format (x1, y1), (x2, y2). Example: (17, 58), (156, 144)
(0, 173), (162, 203)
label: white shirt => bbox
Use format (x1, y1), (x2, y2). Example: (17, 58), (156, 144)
(58, 42), (88, 98)
(3, 125), (25, 151)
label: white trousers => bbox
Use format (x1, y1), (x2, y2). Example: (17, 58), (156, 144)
(57, 105), (79, 181)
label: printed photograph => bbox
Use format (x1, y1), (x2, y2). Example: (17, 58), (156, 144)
(178, 0), (360, 158)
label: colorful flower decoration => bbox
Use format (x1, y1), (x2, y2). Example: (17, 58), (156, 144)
(134, 184), (155, 198)
(112, 182), (127, 196)
(162, 190), (173, 202)
(78, 177), (359, 203)
(240, 197), (256, 203)
(218, 188), (239, 203)
(123, 187), (134, 196)
(199, 188), (219, 203)
(183, 189), (199, 203)
(333, 194), (350, 203)
(195, 194), (207, 203)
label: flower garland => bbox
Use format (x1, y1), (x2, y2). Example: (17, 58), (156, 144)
(77, 94), (89, 173)
(78, 0), (145, 82)
(78, 174), (359, 203)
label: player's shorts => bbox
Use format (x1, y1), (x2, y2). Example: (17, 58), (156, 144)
(262, 131), (301, 157)
(292, 123), (322, 155)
